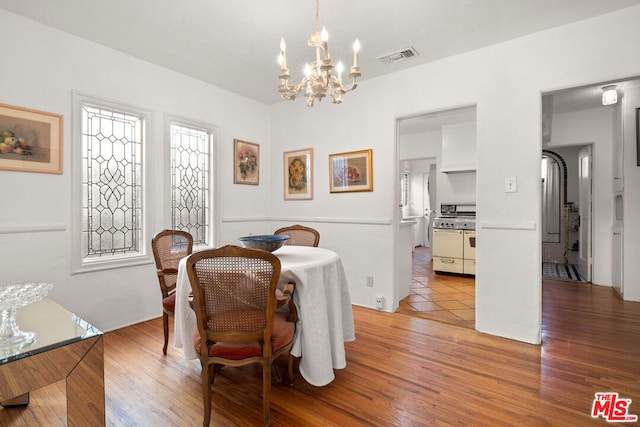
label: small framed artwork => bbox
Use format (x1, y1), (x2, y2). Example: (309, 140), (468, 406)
(636, 108), (640, 167)
(0, 103), (63, 174)
(233, 139), (259, 185)
(329, 149), (373, 193)
(283, 148), (313, 200)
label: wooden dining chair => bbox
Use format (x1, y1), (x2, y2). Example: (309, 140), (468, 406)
(151, 229), (193, 355)
(186, 245), (297, 427)
(274, 224), (320, 247)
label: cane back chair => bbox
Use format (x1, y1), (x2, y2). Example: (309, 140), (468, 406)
(186, 245), (297, 426)
(151, 229), (193, 354)
(274, 224), (320, 247)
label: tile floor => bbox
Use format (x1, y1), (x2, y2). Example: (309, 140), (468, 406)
(397, 246), (476, 329)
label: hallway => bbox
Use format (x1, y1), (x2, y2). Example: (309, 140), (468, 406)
(398, 246), (476, 328)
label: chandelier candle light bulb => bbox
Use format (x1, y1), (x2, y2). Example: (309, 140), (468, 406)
(279, 38), (287, 69)
(336, 61), (344, 84)
(353, 39), (360, 68)
(321, 27), (329, 59)
(277, 0), (361, 106)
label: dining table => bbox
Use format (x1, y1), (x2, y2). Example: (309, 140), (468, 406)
(0, 298), (105, 426)
(174, 245), (355, 387)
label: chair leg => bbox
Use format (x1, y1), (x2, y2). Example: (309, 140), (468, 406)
(263, 361), (271, 426)
(201, 363), (213, 427)
(162, 312), (169, 355)
(272, 362), (283, 384)
(211, 363), (218, 385)
(287, 354), (295, 385)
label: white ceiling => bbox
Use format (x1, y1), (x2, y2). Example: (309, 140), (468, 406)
(1, 0), (639, 107)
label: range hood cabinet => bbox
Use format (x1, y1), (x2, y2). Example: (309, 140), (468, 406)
(440, 122), (477, 173)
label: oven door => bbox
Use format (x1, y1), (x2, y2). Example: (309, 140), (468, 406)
(432, 229), (464, 273)
(463, 230), (476, 275)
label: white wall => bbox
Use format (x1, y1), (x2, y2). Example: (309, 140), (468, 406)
(271, 5), (640, 343)
(545, 107), (615, 285)
(400, 128), (476, 212)
(622, 84), (640, 301)
(400, 130), (441, 160)
(3, 5), (640, 341)
(0, 9), (272, 331)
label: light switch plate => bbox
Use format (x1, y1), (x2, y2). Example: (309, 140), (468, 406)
(505, 176), (517, 193)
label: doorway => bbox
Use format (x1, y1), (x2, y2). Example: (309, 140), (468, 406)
(541, 147), (590, 282)
(396, 105), (477, 327)
(401, 158), (435, 247)
(541, 77), (635, 287)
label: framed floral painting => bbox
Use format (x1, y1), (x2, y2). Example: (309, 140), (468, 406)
(329, 149), (373, 193)
(0, 103), (63, 174)
(233, 139), (259, 185)
(283, 148), (313, 200)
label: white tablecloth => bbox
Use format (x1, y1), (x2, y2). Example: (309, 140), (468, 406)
(173, 246), (355, 386)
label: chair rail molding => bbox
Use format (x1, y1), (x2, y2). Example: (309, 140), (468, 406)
(479, 221), (537, 231)
(222, 216), (392, 225)
(0, 223), (67, 234)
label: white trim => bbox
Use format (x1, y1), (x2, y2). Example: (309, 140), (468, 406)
(0, 223), (67, 234)
(71, 91), (154, 274)
(222, 216), (392, 225)
(164, 114), (219, 247)
(480, 222), (538, 231)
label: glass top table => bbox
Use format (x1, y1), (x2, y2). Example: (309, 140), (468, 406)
(0, 298), (105, 426)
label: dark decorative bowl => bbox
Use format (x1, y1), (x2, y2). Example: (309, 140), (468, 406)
(238, 235), (290, 252)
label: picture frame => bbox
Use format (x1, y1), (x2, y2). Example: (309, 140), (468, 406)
(0, 103), (63, 174)
(233, 139), (259, 185)
(636, 108), (640, 167)
(283, 148), (313, 200)
(329, 149), (373, 193)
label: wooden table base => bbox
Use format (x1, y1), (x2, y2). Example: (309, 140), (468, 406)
(0, 335), (105, 426)
(1, 392), (29, 407)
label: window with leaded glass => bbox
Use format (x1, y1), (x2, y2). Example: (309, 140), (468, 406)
(73, 94), (149, 272)
(169, 122), (212, 246)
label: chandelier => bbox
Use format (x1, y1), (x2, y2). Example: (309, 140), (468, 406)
(278, 0), (361, 107)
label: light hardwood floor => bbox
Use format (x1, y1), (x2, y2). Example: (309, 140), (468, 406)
(2, 280), (639, 426)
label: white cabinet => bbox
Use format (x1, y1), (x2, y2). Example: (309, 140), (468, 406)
(463, 230), (476, 275)
(398, 221), (415, 301)
(440, 122), (477, 173)
(433, 228), (475, 275)
(612, 224), (623, 296)
(613, 102), (624, 192)
(432, 229), (464, 274)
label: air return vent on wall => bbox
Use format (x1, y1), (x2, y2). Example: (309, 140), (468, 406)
(377, 47), (419, 64)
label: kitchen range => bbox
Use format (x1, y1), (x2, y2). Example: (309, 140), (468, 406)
(432, 203), (476, 275)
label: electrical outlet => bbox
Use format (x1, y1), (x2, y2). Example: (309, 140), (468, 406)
(375, 296), (383, 309)
(366, 276), (374, 287)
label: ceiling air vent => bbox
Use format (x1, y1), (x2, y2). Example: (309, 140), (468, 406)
(377, 47), (419, 64)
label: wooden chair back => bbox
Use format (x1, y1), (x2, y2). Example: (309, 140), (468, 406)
(152, 229), (193, 298)
(186, 245), (295, 426)
(151, 229), (193, 354)
(274, 224), (320, 247)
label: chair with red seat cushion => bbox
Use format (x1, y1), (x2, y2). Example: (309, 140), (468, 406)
(151, 229), (193, 355)
(274, 224), (320, 247)
(186, 245), (297, 427)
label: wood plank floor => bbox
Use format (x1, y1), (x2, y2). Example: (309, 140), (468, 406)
(2, 280), (639, 426)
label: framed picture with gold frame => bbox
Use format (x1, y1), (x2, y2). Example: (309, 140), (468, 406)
(283, 148), (313, 200)
(329, 149), (373, 193)
(233, 139), (259, 185)
(0, 103), (63, 174)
